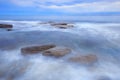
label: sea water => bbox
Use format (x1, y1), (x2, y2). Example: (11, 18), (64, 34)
(0, 20), (120, 80)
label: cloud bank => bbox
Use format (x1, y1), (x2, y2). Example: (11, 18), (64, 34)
(10, 0), (120, 13)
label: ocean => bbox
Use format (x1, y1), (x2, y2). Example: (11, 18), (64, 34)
(0, 20), (120, 80)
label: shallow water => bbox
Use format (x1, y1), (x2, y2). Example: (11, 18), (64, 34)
(0, 20), (120, 80)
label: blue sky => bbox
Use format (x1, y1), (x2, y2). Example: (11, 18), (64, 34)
(0, 0), (120, 19)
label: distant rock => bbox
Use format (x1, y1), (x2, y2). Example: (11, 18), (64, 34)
(69, 54), (98, 64)
(21, 44), (56, 55)
(51, 23), (68, 26)
(0, 24), (13, 31)
(51, 22), (74, 29)
(43, 46), (71, 58)
(0, 24), (13, 28)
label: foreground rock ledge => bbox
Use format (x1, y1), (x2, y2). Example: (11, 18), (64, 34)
(69, 54), (98, 64)
(21, 44), (56, 55)
(21, 45), (71, 57)
(43, 46), (71, 58)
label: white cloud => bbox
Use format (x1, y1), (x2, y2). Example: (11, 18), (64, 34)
(39, 1), (120, 13)
(11, 0), (120, 13)
(11, 0), (74, 6)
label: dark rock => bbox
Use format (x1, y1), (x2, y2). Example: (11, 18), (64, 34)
(0, 24), (13, 31)
(69, 54), (98, 64)
(51, 23), (68, 26)
(7, 28), (12, 31)
(43, 46), (71, 58)
(51, 23), (74, 29)
(55, 25), (73, 29)
(0, 24), (13, 28)
(21, 44), (56, 55)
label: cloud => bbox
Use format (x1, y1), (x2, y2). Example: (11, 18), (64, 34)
(10, 0), (120, 13)
(11, 0), (75, 6)
(40, 1), (120, 13)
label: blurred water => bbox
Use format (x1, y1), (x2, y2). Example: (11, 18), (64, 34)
(0, 20), (120, 80)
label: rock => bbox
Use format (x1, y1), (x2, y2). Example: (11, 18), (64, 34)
(69, 54), (98, 64)
(43, 46), (71, 58)
(21, 44), (56, 55)
(51, 22), (74, 29)
(55, 25), (73, 29)
(0, 24), (13, 31)
(0, 24), (13, 28)
(7, 28), (12, 31)
(51, 23), (68, 26)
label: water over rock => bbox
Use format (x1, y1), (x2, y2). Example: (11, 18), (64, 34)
(68, 54), (98, 64)
(43, 46), (71, 58)
(21, 44), (56, 55)
(0, 61), (31, 80)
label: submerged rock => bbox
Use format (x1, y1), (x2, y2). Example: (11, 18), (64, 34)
(0, 61), (31, 80)
(0, 24), (13, 31)
(21, 44), (56, 55)
(69, 54), (98, 64)
(43, 46), (71, 58)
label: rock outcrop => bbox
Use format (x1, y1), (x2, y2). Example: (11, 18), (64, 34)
(21, 45), (71, 57)
(43, 46), (71, 58)
(51, 23), (74, 29)
(69, 54), (98, 64)
(21, 44), (56, 55)
(0, 24), (13, 31)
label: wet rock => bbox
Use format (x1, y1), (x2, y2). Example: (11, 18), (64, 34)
(0, 24), (13, 31)
(69, 54), (98, 64)
(51, 23), (68, 25)
(21, 44), (56, 55)
(55, 25), (73, 29)
(51, 23), (74, 29)
(43, 46), (71, 58)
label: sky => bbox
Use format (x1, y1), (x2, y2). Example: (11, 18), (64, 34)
(0, 0), (120, 20)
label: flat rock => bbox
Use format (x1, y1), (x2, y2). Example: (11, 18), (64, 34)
(21, 44), (56, 55)
(0, 24), (13, 31)
(0, 24), (13, 28)
(69, 54), (98, 64)
(55, 25), (73, 29)
(43, 46), (71, 58)
(51, 23), (68, 26)
(51, 22), (74, 29)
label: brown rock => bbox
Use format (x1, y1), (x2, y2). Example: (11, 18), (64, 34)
(69, 54), (98, 64)
(0, 24), (13, 31)
(43, 46), (71, 57)
(51, 22), (74, 29)
(21, 44), (56, 55)
(55, 25), (73, 29)
(0, 24), (13, 28)
(51, 23), (68, 26)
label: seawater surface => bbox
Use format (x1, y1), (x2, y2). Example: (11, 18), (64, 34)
(0, 20), (120, 80)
